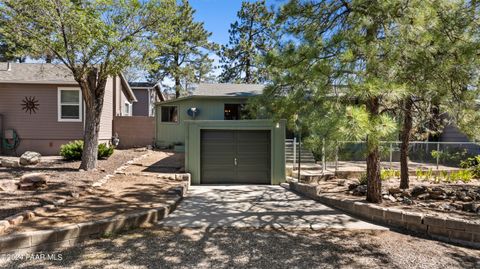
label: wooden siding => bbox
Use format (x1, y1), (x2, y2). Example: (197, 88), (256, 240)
(98, 77), (114, 140)
(0, 78), (117, 155)
(132, 89), (150, 116)
(155, 97), (247, 146)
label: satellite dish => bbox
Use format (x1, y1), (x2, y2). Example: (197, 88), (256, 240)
(187, 107), (200, 119)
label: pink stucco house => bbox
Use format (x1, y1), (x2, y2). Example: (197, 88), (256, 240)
(0, 62), (137, 155)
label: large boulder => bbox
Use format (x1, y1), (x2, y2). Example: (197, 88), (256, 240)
(19, 151), (41, 166)
(17, 173), (47, 190)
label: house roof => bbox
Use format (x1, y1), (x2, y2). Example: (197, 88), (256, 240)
(0, 62), (76, 84)
(156, 83), (265, 105)
(0, 62), (136, 102)
(192, 83), (264, 97)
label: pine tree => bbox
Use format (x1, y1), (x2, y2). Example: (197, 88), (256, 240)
(219, 0), (277, 83)
(147, 0), (216, 98)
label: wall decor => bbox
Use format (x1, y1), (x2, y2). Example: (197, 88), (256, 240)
(21, 96), (40, 114)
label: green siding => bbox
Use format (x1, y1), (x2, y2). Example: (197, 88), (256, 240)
(185, 120), (286, 185)
(155, 97), (247, 146)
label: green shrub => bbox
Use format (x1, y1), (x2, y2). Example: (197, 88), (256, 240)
(60, 141), (114, 161)
(60, 140), (84, 161)
(460, 155), (480, 178)
(98, 143), (114, 159)
(380, 169), (400, 180)
(359, 173), (368, 185)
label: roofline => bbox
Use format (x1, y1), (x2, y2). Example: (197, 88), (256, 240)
(119, 73), (137, 103)
(0, 73), (138, 103)
(0, 80), (78, 85)
(155, 95), (253, 105)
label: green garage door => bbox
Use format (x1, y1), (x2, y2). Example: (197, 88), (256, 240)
(201, 130), (271, 184)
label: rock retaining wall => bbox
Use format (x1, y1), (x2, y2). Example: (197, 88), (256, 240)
(0, 179), (189, 254)
(287, 181), (480, 249)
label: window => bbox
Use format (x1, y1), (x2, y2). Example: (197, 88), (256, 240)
(224, 104), (246, 120)
(58, 88), (82, 122)
(161, 106), (178, 123)
(124, 101), (132, 116)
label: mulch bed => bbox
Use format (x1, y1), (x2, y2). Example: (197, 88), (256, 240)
(0, 149), (146, 220)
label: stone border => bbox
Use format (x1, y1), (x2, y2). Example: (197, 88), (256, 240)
(285, 181), (480, 249)
(0, 181), (189, 254)
(0, 150), (154, 233)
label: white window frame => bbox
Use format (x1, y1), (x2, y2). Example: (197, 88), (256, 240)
(124, 101), (132, 116)
(58, 87), (82, 122)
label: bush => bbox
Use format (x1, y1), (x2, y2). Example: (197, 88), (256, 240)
(359, 173), (368, 185)
(60, 140), (114, 161)
(460, 155), (480, 178)
(98, 143), (114, 159)
(60, 140), (84, 161)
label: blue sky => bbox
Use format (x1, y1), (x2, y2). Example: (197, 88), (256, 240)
(190, 0), (286, 46)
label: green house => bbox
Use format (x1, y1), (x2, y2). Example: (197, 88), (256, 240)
(155, 83), (286, 185)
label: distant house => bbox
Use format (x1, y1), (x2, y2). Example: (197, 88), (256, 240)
(155, 83), (286, 185)
(128, 82), (165, 117)
(0, 62), (137, 155)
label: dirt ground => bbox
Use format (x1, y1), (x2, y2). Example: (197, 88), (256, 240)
(0, 149), (147, 220)
(0, 227), (478, 269)
(313, 177), (480, 222)
(2, 150), (187, 235)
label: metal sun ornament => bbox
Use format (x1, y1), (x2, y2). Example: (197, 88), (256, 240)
(21, 96), (40, 114)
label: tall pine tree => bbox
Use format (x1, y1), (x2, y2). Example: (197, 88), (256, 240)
(147, 0), (216, 98)
(219, 0), (277, 83)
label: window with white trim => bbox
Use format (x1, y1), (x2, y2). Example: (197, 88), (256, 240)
(124, 101), (132, 116)
(58, 88), (82, 122)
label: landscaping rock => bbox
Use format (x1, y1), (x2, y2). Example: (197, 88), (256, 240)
(461, 202), (480, 212)
(388, 187), (402, 196)
(403, 197), (414, 205)
(428, 187), (447, 200)
(0, 158), (19, 168)
(0, 180), (19, 192)
(19, 151), (41, 166)
(411, 185), (428, 197)
(348, 183), (359, 191)
(417, 193), (430, 200)
(352, 185), (367, 196)
(18, 173), (47, 190)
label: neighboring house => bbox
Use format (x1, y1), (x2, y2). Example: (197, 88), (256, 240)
(155, 83), (286, 185)
(129, 82), (165, 117)
(0, 62), (136, 155)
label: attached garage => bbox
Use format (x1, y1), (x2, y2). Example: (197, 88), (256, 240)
(201, 130), (271, 184)
(184, 120), (286, 185)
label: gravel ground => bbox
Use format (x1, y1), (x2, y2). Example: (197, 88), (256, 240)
(0, 149), (146, 219)
(0, 227), (479, 269)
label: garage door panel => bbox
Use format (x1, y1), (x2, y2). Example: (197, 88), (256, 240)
(201, 130), (270, 184)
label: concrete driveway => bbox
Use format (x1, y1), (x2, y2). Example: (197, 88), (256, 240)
(160, 185), (386, 230)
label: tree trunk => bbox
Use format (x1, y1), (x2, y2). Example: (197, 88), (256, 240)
(366, 96), (382, 203)
(400, 97), (414, 189)
(79, 69), (106, 171)
(80, 107), (101, 170)
(366, 142), (382, 203)
(175, 76), (181, 98)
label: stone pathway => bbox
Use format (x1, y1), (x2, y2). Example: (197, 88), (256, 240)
(161, 185), (385, 230)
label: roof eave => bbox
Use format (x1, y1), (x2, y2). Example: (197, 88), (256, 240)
(119, 73), (137, 102)
(154, 94), (256, 105)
